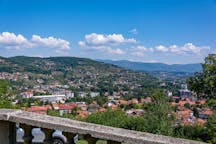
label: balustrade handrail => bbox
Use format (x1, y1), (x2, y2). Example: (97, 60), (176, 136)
(0, 109), (206, 144)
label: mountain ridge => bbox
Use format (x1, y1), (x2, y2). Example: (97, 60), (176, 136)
(97, 59), (202, 73)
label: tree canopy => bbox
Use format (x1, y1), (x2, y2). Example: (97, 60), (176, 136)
(0, 79), (15, 108)
(187, 54), (216, 99)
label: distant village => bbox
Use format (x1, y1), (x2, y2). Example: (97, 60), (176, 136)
(0, 71), (213, 126)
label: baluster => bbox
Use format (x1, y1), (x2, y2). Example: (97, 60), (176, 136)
(41, 128), (54, 144)
(84, 134), (98, 144)
(63, 132), (76, 144)
(107, 140), (122, 144)
(20, 124), (34, 144)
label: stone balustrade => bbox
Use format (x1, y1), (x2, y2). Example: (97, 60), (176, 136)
(0, 109), (206, 144)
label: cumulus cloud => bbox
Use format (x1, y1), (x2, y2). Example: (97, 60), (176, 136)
(170, 43), (209, 54)
(0, 32), (70, 51)
(155, 45), (169, 52)
(134, 45), (148, 51)
(130, 43), (210, 57)
(81, 44), (125, 55)
(155, 43), (209, 54)
(0, 32), (32, 49)
(79, 33), (136, 47)
(79, 33), (135, 55)
(106, 47), (125, 55)
(129, 28), (138, 35)
(31, 35), (70, 50)
(131, 45), (153, 57)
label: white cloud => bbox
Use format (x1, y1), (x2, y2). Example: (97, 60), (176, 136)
(82, 44), (125, 55)
(155, 45), (169, 52)
(79, 33), (135, 55)
(106, 47), (125, 55)
(154, 43), (209, 54)
(173, 43), (209, 54)
(130, 45), (154, 57)
(0, 32), (32, 49)
(135, 45), (148, 51)
(178, 43), (208, 54)
(130, 43), (210, 57)
(129, 28), (138, 35)
(79, 33), (136, 47)
(31, 35), (70, 50)
(0, 32), (70, 51)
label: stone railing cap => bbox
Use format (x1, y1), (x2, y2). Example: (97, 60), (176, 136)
(0, 109), (206, 144)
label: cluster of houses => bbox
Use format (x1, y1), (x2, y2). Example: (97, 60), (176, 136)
(20, 90), (100, 102)
(21, 90), (213, 126)
(172, 97), (213, 125)
(22, 97), (152, 118)
(1, 71), (213, 126)
(0, 70), (146, 99)
(0, 72), (27, 81)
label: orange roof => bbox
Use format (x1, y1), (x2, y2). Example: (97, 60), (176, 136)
(77, 110), (89, 118)
(119, 100), (128, 105)
(197, 118), (206, 125)
(197, 99), (206, 105)
(176, 109), (192, 116)
(26, 105), (50, 112)
(58, 103), (76, 110)
(141, 97), (152, 103)
(99, 107), (106, 112)
(171, 102), (178, 106)
(131, 98), (138, 104)
(199, 108), (213, 115)
(178, 100), (187, 106)
(185, 98), (196, 105)
(111, 104), (118, 110)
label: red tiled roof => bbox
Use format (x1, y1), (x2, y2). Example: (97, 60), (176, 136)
(199, 108), (213, 115)
(58, 104), (76, 110)
(119, 100), (128, 105)
(26, 105), (50, 112)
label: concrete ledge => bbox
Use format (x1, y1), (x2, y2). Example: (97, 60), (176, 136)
(0, 109), (206, 144)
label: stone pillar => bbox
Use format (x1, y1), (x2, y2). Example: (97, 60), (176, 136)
(63, 132), (76, 144)
(84, 134), (98, 144)
(20, 124), (34, 144)
(107, 140), (121, 144)
(41, 128), (54, 144)
(0, 121), (16, 144)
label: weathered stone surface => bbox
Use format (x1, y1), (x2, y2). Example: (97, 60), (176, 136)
(0, 109), (206, 144)
(0, 121), (16, 144)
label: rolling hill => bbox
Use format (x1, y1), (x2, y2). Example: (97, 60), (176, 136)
(0, 56), (159, 93)
(98, 60), (202, 73)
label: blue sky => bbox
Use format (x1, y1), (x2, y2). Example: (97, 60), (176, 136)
(0, 0), (215, 64)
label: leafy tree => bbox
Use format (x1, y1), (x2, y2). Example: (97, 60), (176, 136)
(184, 103), (191, 109)
(187, 54), (216, 99)
(71, 106), (80, 116)
(206, 98), (216, 110)
(143, 90), (174, 136)
(85, 109), (128, 128)
(0, 79), (15, 108)
(174, 124), (205, 141)
(84, 109), (146, 131)
(193, 107), (199, 118)
(0, 79), (10, 96)
(205, 112), (216, 143)
(47, 109), (60, 117)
